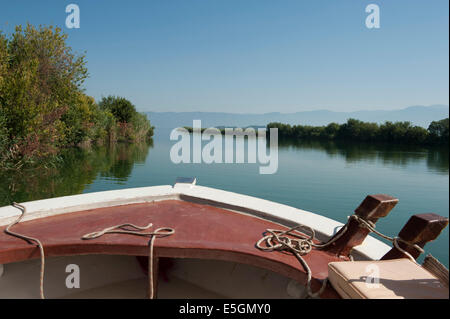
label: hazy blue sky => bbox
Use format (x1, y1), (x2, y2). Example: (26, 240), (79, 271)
(0, 0), (448, 113)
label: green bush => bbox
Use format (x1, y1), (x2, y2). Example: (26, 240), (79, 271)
(130, 112), (154, 140)
(98, 95), (154, 141)
(99, 96), (136, 123)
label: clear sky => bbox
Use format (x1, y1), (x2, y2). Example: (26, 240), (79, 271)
(0, 0), (448, 113)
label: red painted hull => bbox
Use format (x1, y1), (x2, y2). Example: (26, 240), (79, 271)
(0, 200), (344, 298)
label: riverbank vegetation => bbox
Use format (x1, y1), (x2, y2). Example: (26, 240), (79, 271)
(268, 118), (449, 146)
(0, 24), (153, 170)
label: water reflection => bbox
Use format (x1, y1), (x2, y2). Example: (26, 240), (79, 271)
(1, 137), (447, 206)
(0, 140), (153, 206)
(278, 139), (449, 174)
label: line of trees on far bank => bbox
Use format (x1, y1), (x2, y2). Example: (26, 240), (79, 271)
(267, 118), (449, 146)
(0, 24), (153, 170)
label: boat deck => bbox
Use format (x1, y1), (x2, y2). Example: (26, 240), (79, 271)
(0, 199), (344, 298)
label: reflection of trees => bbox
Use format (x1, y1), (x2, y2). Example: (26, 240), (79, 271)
(98, 139), (153, 181)
(278, 138), (449, 174)
(0, 140), (153, 206)
(426, 148), (449, 174)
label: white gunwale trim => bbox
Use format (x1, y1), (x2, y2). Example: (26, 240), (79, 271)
(0, 185), (391, 260)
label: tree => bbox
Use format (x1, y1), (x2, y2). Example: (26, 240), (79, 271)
(324, 122), (340, 139)
(0, 24), (88, 159)
(99, 96), (136, 123)
(98, 95), (154, 141)
(337, 119), (365, 140)
(428, 118), (449, 144)
(405, 126), (428, 144)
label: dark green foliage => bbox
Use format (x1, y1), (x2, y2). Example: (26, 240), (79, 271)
(99, 95), (136, 123)
(268, 118), (449, 146)
(428, 118), (449, 144)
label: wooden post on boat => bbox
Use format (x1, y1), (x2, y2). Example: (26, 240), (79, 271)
(381, 213), (449, 261)
(323, 194), (399, 257)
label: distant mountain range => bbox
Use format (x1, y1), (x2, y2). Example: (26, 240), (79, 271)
(145, 105), (449, 129)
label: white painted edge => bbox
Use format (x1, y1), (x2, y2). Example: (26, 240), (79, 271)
(0, 184), (391, 260)
(0, 186), (177, 226)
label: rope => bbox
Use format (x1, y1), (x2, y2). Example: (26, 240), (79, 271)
(349, 215), (424, 263)
(255, 214), (427, 298)
(256, 225), (327, 298)
(5, 202), (45, 299)
(422, 254), (449, 287)
(81, 223), (174, 299)
(255, 218), (366, 298)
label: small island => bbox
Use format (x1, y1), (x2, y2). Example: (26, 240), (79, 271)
(267, 118), (449, 146)
(183, 118), (449, 147)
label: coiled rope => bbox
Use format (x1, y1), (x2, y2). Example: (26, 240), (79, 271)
(5, 202), (45, 299)
(81, 223), (175, 299)
(256, 225), (327, 298)
(256, 214), (426, 298)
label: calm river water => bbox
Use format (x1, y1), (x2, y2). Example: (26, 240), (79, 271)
(1, 128), (448, 266)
